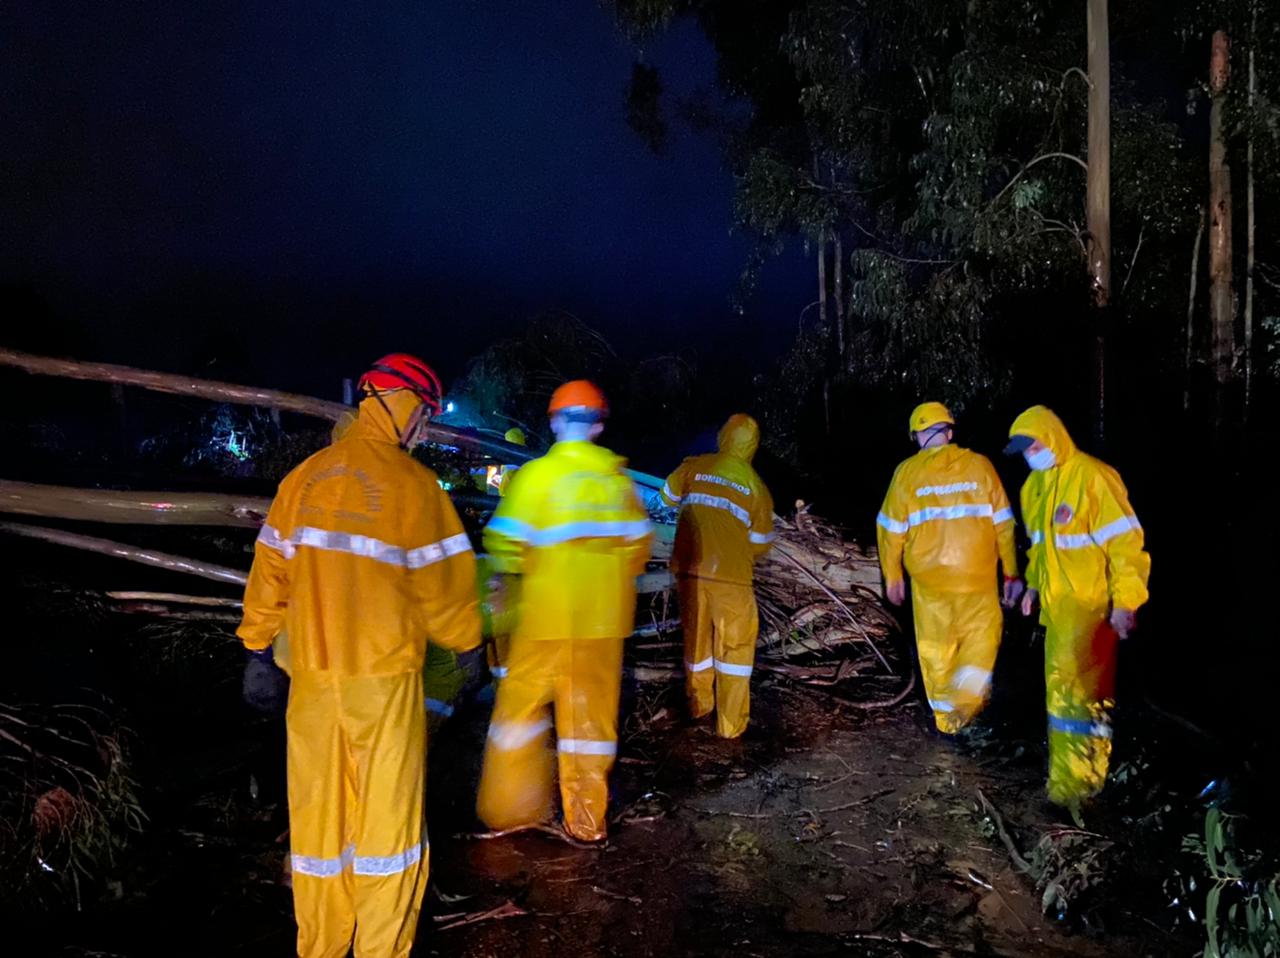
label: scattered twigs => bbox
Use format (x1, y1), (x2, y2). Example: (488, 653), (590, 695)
(817, 787), (895, 815)
(433, 900), (528, 931)
(976, 788), (1033, 874)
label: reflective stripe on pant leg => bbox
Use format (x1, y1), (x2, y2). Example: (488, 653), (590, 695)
(710, 581), (757, 739)
(910, 582), (964, 734)
(347, 672), (428, 958)
(556, 637), (623, 842)
(679, 576), (715, 718)
(476, 639), (556, 831)
(287, 671), (356, 958)
(1044, 609), (1117, 806)
(946, 588), (1002, 729)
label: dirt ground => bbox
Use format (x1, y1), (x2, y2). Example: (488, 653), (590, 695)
(34, 644), (1205, 958)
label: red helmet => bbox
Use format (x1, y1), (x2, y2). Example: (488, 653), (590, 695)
(358, 353), (443, 415)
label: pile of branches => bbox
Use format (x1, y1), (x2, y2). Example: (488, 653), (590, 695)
(0, 700), (145, 913)
(635, 502), (911, 706)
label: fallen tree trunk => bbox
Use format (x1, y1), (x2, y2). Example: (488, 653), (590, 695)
(0, 480), (271, 528)
(0, 522), (248, 586)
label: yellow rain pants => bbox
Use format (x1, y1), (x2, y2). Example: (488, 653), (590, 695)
(910, 584), (1001, 733)
(678, 576), (758, 739)
(288, 671), (427, 958)
(476, 637), (623, 842)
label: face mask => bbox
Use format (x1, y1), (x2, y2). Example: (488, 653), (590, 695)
(1024, 447), (1056, 471)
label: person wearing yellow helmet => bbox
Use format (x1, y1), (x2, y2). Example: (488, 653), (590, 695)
(877, 402), (1021, 736)
(1006, 405), (1150, 814)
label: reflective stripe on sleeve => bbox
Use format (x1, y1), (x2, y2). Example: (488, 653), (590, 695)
(748, 530), (775, 545)
(661, 482), (682, 504)
(487, 717), (552, 750)
(485, 515), (535, 542)
(683, 492), (751, 527)
(992, 507), (1014, 524)
(876, 512), (909, 535)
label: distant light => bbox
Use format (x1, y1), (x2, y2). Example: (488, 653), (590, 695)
(446, 401), (456, 413)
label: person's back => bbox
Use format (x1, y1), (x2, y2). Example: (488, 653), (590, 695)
(238, 355), (481, 958)
(662, 414), (774, 738)
(477, 381), (651, 842)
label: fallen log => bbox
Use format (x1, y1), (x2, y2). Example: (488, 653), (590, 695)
(0, 480), (271, 528)
(0, 522), (248, 586)
(105, 591), (243, 608)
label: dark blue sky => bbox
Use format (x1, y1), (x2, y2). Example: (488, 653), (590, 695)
(3, 1), (809, 394)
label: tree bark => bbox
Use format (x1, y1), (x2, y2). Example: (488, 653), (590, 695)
(0, 480), (271, 528)
(1245, 3), (1258, 416)
(1208, 30), (1236, 399)
(1184, 208), (1207, 412)
(834, 231), (846, 360)
(1086, 0), (1111, 442)
(817, 230), (829, 328)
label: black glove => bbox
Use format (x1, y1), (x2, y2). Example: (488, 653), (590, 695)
(243, 646), (290, 715)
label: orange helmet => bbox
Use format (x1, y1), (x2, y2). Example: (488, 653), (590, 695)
(547, 380), (608, 418)
(357, 353), (443, 415)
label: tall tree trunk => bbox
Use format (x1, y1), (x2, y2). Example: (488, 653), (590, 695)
(817, 230), (829, 328)
(1208, 30), (1235, 405)
(1086, 0), (1111, 442)
(834, 231), (845, 360)
(1184, 208), (1206, 412)
(1245, 2), (1258, 416)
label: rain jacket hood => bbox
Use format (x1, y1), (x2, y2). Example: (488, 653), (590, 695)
(1009, 405), (1078, 464)
(718, 414), (760, 462)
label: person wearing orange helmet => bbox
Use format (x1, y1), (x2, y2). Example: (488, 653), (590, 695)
(660, 414), (775, 738)
(476, 380), (652, 842)
(876, 402), (1021, 736)
(238, 353), (482, 958)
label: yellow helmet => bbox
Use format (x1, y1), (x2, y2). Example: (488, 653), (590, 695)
(908, 401), (953, 435)
(503, 427), (526, 446)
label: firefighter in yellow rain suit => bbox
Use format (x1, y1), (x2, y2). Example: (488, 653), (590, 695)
(476, 381), (652, 842)
(238, 354), (481, 958)
(876, 403), (1022, 734)
(660, 414), (774, 738)
(1006, 406), (1150, 811)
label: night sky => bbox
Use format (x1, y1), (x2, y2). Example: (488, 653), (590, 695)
(3, 1), (810, 397)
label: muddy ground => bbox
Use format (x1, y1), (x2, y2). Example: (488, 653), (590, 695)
(28, 621), (1216, 958)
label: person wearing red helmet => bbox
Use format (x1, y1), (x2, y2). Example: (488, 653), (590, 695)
(238, 353), (481, 958)
(476, 380), (652, 842)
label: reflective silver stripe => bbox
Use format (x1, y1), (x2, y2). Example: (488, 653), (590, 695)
(992, 507), (1014, 524)
(1054, 531), (1095, 549)
(1030, 530), (1044, 545)
(714, 660), (753, 678)
(291, 844), (354, 878)
(661, 481), (682, 504)
(876, 512), (909, 535)
(257, 524), (296, 558)
(928, 698), (955, 713)
(486, 515), (535, 541)
(907, 504), (994, 527)
(1048, 713), (1113, 739)
(686, 656), (714, 672)
(490, 665), (509, 679)
(1090, 515), (1141, 544)
(952, 666), (992, 696)
(557, 738), (617, 756)
(530, 519), (651, 546)
(259, 525), (471, 569)
(488, 717), (552, 750)
(748, 530), (775, 545)
(353, 842), (423, 877)
(683, 492), (751, 527)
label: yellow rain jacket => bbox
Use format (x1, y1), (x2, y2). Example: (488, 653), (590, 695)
(483, 439), (652, 640)
(660, 414), (775, 585)
(661, 414), (773, 739)
(876, 443), (1018, 733)
(238, 389), (480, 958)
(477, 438), (652, 841)
(1009, 405), (1151, 809)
